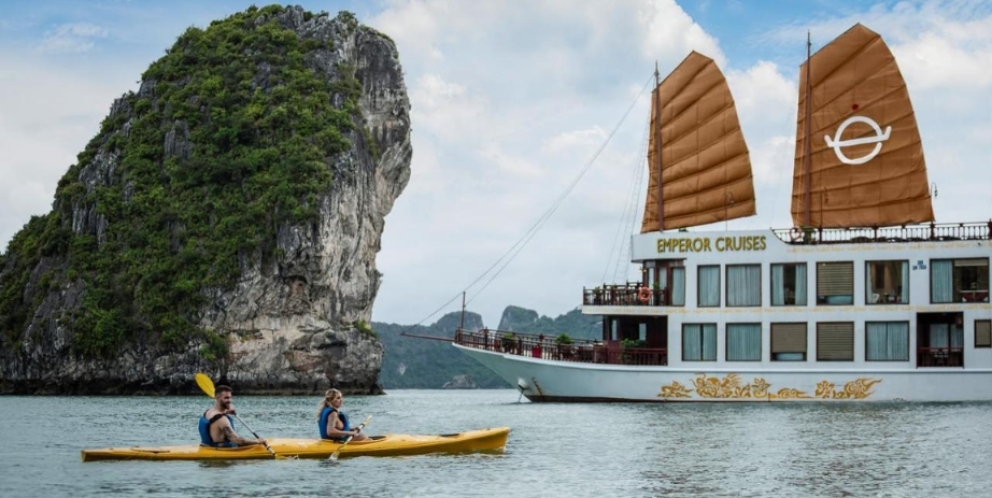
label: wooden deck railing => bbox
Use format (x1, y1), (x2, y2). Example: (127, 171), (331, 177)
(453, 328), (668, 366)
(773, 221), (991, 245)
(582, 284), (670, 307)
(917, 347), (964, 367)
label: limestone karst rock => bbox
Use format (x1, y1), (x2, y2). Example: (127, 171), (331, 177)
(0, 5), (411, 394)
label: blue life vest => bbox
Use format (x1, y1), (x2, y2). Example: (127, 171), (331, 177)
(318, 407), (351, 440)
(198, 412), (237, 447)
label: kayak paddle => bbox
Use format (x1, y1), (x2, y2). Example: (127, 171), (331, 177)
(194, 372), (288, 459)
(328, 415), (373, 461)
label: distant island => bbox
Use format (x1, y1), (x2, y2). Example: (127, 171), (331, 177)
(375, 305), (599, 389)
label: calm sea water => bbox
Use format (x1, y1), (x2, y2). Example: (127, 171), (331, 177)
(1, 389), (990, 497)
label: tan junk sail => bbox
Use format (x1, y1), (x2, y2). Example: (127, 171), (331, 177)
(792, 24), (934, 228)
(641, 51), (756, 233)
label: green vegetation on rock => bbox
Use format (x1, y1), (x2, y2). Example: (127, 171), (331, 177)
(0, 5), (357, 358)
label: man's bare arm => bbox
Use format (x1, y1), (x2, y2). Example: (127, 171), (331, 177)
(221, 425), (262, 446)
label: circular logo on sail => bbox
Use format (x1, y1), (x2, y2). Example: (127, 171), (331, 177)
(824, 115), (892, 165)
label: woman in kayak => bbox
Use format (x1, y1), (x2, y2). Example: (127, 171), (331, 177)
(317, 389), (368, 442)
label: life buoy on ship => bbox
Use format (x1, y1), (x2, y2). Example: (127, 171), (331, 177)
(789, 226), (803, 242)
(637, 286), (651, 303)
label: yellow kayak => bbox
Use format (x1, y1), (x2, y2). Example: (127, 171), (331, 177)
(81, 427), (510, 462)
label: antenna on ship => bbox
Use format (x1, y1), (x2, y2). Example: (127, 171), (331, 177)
(653, 60), (664, 232)
(803, 30), (813, 227)
(459, 291), (466, 331)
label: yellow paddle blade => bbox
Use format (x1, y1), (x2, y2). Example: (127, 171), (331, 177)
(195, 373), (215, 398)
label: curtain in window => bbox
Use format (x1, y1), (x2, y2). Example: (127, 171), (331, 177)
(683, 325), (702, 361)
(671, 267), (685, 306)
(727, 324), (761, 361)
(931, 260), (953, 303)
(702, 324), (717, 361)
(929, 323), (949, 347)
(699, 266), (720, 306)
(890, 322), (909, 359)
(683, 324), (716, 361)
(951, 325), (963, 348)
(795, 264), (807, 305)
(866, 322), (909, 360)
(900, 262), (909, 303)
(866, 264), (875, 303)
(771, 265), (784, 305)
(728, 266), (761, 306)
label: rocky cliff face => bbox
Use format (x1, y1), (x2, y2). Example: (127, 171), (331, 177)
(0, 6), (411, 394)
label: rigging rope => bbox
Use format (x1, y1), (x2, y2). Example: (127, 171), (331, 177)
(602, 110), (649, 285)
(465, 74), (655, 307)
(404, 74), (655, 331)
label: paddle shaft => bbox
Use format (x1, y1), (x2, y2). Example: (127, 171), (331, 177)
(232, 413), (276, 454)
(329, 416), (372, 460)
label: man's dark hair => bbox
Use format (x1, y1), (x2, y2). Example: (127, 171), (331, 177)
(215, 385), (233, 396)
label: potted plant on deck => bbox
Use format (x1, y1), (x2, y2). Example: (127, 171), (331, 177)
(501, 332), (518, 354)
(620, 338), (645, 364)
(555, 333), (574, 360)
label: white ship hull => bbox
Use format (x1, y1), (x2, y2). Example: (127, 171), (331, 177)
(455, 344), (992, 402)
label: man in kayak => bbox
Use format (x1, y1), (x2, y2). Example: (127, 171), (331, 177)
(198, 385), (267, 447)
(317, 388), (368, 442)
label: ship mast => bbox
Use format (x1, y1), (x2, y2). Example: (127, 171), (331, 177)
(803, 31), (813, 227)
(654, 61), (665, 231)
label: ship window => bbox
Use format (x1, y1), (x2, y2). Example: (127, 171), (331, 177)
(726, 323), (761, 361)
(866, 322), (909, 361)
(670, 267), (686, 306)
(698, 266), (720, 307)
(682, 323), (717, 361)
(771, 263), (807, 306)
(816, 262), (853, 305)
(816, 322), (854, 361)
(976, 320), (992, 348)
(865, 260), (908, 305)
(931, 258), (989, 303)
(726, 265), (761, 307)
(771, 323), (806, 361)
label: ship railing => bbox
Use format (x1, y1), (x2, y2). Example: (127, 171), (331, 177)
(453, 328), (668, 366)
(917, 347), (964, 367)
(582, 284), (669, 306)
(773, 221), (991, 245)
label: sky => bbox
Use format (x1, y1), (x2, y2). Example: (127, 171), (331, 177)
(1, 0), (991, 328)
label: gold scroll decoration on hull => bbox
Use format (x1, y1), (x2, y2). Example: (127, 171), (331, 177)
(657, 374), (881, 400)
(791, 24), (934, 228)
(641, 51), (756, 233)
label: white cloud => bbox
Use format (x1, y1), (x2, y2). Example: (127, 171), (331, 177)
(370, 0), (992, 327)
(895, 31), (992, 89)
(36, 22), (108, 53)
(4, 0), (991, 330)
(0, 54), (134, 252)
(541, 127), (608, 155)
(639, 0), (725, 66)
(409, 73), (487, 141)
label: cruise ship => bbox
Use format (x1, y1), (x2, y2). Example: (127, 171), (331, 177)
(452, 24), (992, 402)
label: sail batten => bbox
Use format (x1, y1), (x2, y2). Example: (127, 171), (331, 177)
(663, 101), (738, 159)
(791, 24), (934, 228)
(641, 51), (756, 233)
